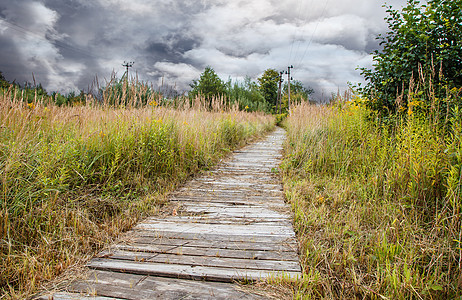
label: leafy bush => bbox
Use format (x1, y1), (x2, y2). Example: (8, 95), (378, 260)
(357, 0), (462, 116)
(226, 76), (270, 112)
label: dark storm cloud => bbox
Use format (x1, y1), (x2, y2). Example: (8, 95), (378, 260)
(0, 35), (28, 84)
(143, 32), (200, 63)
(0, 0), (408, 95)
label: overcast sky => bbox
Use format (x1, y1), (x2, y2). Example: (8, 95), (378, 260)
(0, 0), (408, 98)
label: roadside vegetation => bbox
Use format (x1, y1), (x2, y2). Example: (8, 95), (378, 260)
(282, 99), (461, 298)
(281, 0), (461, 298)
(0, 58), (313, 298)
(0, 78), (275, 298)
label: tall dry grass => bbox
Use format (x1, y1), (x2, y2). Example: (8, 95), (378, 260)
(281, 100), (461, 299)
(0, 89), (275, 298)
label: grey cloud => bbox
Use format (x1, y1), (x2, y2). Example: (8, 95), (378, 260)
(0, 0), (408, 95)
(0, 35), (28, 84)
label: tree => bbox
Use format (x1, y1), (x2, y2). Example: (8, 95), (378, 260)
(357, 0), (462, 115)
(226, 76), (269, 112)
(283, 80), (314, 101)
(0, 71), (10, 89)
(257, 69), (279, 110)
(189, 66), (226, 101)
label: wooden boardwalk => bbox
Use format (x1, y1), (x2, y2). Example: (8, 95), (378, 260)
(43, 127), (301, 299)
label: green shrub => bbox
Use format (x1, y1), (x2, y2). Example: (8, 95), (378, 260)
(281, 101), (461, 298)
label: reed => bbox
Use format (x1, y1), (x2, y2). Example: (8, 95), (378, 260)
(0, 86), (275, 298)
(281, 98), (461, 299)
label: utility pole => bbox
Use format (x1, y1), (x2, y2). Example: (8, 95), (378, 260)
(285, 65), (293, 114)
(277, 71), (284, 114)
(122, 61), (134, 79)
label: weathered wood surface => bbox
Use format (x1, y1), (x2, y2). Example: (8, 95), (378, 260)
(40, 128), (301, 299)
(47, 270), (265, 300)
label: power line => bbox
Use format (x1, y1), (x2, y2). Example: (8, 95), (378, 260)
(0, 17), (97, 59)
(288, 0), (316, 66)
(288, 0), (310, 65)
(292, 0), (330, 75)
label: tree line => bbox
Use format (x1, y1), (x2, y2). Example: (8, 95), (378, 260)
(0, 67), (314, 114)
(189, 66), (314, 113)
(0, 71), (86, 106)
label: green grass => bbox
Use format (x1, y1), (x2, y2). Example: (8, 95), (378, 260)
(281, 101), (461, 299)
(0, 90), (275, 298)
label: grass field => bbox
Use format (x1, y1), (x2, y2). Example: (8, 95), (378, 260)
(0, 89), (275, 298)
(281, 100), (461, 299)
(2, 78), (461, 299)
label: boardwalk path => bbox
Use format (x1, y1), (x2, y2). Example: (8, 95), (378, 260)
(48, 127), (301, 299)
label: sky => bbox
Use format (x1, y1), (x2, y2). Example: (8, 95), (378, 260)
(0, 0), (408, 99)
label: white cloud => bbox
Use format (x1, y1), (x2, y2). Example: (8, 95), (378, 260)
(151, 62), (201, 90)
(173, 0), (397, 96)
(0, 0), (409, 95)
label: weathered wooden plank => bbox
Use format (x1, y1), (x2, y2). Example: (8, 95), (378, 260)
(110, 243), (299, 261)
(213, 167), (271, 174)
(173, 200), (286, 208)
(178, 201), (286, 208)
(179, 203), (288, 211)
(130, 229), (297, 244)
(127, 236), (298, 252)
(176, 199), (287, 208)
(224, 162), (279, 167)
(144, 219), (291, 226)
(179, 200), (284, 206)
(170, 198), (288, 208)
(171, 194), (286, 202)
(87, 258), (301, 282)
(178, 202), (288, 210)
(78, 269), (146, 287)
(178, 188), (284, 195)
(159, 213), (289, 221)
(171, 198), (288, 208)
(63, 270), (265, 300)
(98, 250), (301, 272)
(189, 181), (283, 190)
(141, 216), (292, 226)
(143, 217), (291, 226)
(134, 222), (295, 236)
(179, 184), (278, 190)
(37, 293), (117, 300)
(178, 207), (290, 218)
(194, 175), (277, 182)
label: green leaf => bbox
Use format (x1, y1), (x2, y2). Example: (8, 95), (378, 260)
(429, 284), (443, 291)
